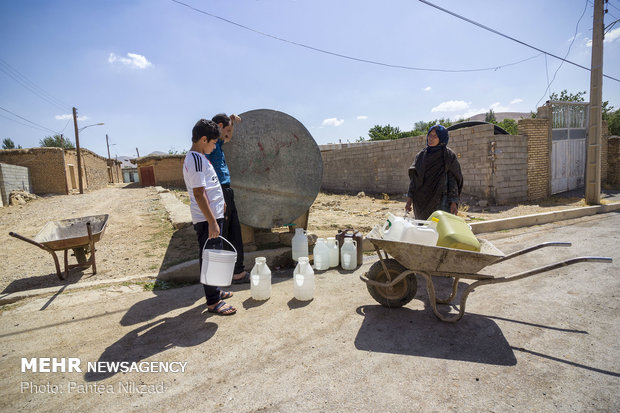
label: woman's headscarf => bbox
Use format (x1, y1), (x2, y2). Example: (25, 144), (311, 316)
(427, 125), (449, 153)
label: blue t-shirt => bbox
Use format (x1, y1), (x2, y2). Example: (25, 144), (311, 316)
(206, 139), (230, 186)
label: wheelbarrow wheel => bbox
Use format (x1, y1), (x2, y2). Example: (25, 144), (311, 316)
(366, 259), (417, 308)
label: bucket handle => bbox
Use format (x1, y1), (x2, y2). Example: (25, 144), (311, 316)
(202, 235), (237, 255)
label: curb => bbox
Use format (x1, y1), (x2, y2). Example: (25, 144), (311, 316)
(469, 202), (620, 234)
(3, 202), (618, 306)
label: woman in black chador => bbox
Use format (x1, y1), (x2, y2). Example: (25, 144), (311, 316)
(405, 125), (463, 220)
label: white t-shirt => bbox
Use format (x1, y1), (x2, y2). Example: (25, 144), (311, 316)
(183, 150), (225, 224)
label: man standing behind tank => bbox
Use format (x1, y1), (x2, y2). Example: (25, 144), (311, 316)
(405, 124), (463, 220)
(208, 113), (249, 284)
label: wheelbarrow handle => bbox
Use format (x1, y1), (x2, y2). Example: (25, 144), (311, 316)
(8, 232), (53, 252)
(495, 241), (572, 263)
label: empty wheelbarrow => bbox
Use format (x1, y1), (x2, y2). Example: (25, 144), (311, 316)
(360, 225), (612, 322)
(9, 214), (109, 280)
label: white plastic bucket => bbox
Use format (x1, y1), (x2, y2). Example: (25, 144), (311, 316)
(200, 236), (237, 286)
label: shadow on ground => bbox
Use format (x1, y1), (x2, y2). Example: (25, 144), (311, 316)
(354, 303), (517, 366)
(86, 288), (217, 382)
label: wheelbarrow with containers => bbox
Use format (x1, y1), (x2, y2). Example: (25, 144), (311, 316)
(360, 213), (612, 323)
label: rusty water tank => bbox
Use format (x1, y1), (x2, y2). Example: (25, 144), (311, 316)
(223, 109), (323, 229)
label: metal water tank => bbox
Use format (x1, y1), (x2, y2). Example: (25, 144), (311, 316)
(223, 109), (323, 229)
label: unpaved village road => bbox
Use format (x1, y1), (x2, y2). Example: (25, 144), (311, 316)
(0, 212), (618, 412)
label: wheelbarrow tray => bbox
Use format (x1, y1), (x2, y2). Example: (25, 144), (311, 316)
(365, 225), (504, 274)
(33, 214), (109, 250)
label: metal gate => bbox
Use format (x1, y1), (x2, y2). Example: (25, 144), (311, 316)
(550, 102), (588, 194)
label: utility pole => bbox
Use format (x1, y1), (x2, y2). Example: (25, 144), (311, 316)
(106, 134), (111, 159)
(136, 147), (140, 157)
(72, 107), (84, 194)
(585, 0), (604, 204)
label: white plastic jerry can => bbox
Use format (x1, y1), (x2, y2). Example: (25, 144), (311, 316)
(401, 217), (439, 246)
(340, 238), (358, 270)
(293, 256), (315, 301)
(312, 238), (330, 270)
(250, 257), (271, 300)
(382, 212), (412, 241)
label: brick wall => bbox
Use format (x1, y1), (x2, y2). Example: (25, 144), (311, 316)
(136, 155), (185, 187)
(608, 136), (620, 185)
(518, 118), (551, 200)
(0, 163), (31, 205)
(0, 148), (67, 194)
(601, 120), (609, 183)
(320, 124), (529, 204)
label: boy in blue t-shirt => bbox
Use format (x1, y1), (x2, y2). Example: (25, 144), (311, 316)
(183, 119), (236, 315)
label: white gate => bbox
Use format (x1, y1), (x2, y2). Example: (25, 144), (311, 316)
(550, 102), (588, 194)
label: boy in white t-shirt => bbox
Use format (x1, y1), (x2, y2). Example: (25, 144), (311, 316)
(183, 119), (236, 316)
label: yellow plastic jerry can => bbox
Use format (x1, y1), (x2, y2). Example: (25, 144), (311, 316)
(429, 210), (480, 252)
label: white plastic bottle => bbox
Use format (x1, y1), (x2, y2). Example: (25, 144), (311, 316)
(326, 237), (339, 268)
(291, 227), (309, 262)
(293, 257), (315, 301)
(250, 257), (271, 300)
(312, 238), (330, 270)
(340, 238), (358, 270)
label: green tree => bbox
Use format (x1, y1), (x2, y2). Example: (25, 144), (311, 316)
(498, 118), (518, 135)
(607, 109), (620, 135)
(485, 109), (497, 123)
(40, 134), (75, 149)
(368, 124), (402, 140)
(2, 138), (22, 149)
(549, 89), (586, 102)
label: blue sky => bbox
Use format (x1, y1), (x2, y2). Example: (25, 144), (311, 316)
(1, 0), (619, 158)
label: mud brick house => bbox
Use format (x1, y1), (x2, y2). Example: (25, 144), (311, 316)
(133, 154), (185, 187)
(0, 147), (122, 196)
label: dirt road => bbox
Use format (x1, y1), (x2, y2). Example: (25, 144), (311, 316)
(0, 213), (618, 411)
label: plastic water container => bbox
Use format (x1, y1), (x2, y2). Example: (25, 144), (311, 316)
(326, 237), (339, 268)
(200, 236), (237, 286)
(429, 210), (480, 252)
(340, 238), (358, 270)
(312, 238), (330, 270)
(293, 257), (315, 301)
(382, 213), (411, 241)
(291, 228), (309, 261)
(402, 217), (439, 246)
(250, 257), (271, 301)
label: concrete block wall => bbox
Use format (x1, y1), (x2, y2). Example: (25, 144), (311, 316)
(608, 136), (620, 185)
(519, 118), (551, 200)
(0, 163), (32, 205)
(320, 123), (529, 204)
(0, 148), (67, 194)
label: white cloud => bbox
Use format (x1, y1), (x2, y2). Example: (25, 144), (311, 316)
(510, 98), (524, 104)
(423, 86), (432, 92)
(431, 100), (470, 112)
(321, 118), (344, 127)
(605, 27), (620, 43)
(108, 52), (153, 69)
(585, 37), (592, 47)
(55, 114), (87, 121)
(454, 108), (487, 120)
(356, 115), (368, 120)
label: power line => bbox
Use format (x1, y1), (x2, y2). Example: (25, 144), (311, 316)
(536, 0), (589, 107)
(0, 58), (72, 111)
(418, 0), (620, 83)
(0, 113), (55, 134)
(170, 0), (543, 74)
(0, 105), (60, 134)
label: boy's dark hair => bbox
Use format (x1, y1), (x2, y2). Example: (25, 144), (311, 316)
(192, 119), (220, 143)
(212, 113), (230, 127)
